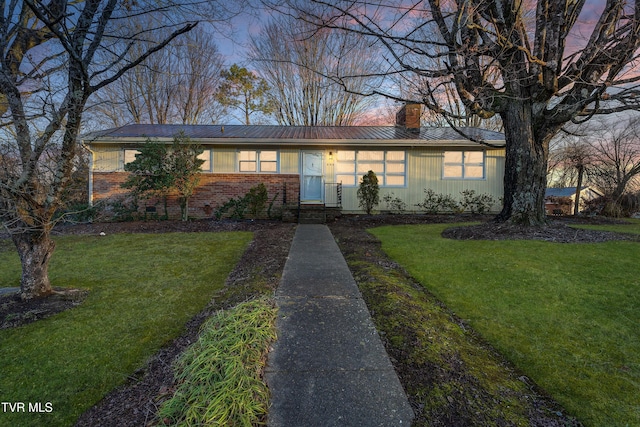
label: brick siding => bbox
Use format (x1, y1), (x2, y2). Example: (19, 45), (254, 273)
(92, 172), (300, 220)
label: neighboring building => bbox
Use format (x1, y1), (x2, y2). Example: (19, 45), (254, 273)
(545, 187), (603, 215)
(83, 104), (506, 220)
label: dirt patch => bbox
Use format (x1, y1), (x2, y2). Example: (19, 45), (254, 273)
(1, 288), (88, 330)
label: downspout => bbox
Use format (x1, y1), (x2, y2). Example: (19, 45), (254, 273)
(81, 141), (95, 207)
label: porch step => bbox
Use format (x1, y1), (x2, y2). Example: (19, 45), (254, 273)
(298, 205), (326, 224)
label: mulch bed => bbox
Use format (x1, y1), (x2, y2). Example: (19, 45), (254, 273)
(441, 220), (635, 243)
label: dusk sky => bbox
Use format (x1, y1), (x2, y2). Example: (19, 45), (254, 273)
(216, 0), (611, 63)
(210, 0), (625, 126)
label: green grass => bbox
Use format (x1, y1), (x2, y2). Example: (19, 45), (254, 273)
(157, 296), (277, 426)
(0, 232), (252, 427)
(572, 217), (640, 235)
(370, 224), (640, 427)
(346, 257), (536, 425)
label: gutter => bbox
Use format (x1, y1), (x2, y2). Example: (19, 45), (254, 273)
(90, 137), (506, 148)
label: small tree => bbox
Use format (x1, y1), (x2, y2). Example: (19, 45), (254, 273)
(122, 133), (203, 221)
(357, 171), (379, 215)
(169, 133), (204, 221)
(122, 140), (173, 219)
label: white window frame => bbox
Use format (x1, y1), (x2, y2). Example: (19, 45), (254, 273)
(443, 150), (486, 180)
(335, 150), (406, 187)
(237, 150), (279, 173)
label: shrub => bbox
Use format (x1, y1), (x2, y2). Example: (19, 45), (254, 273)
(55, 202), (100, 223)
(108, 194), (140, 222)
(416, 189), (458, 214)
(587, 193), (640, 218)
(619, 192), (640, 216)
(357, 170), (380, 215)
(215, 183), (277, 220)
(459, 190), (496, 214)
(415, 189), (440, 214)
(215, 196), (249, 220)
(246, 183), (269, 217)
(382, 192), (407, 214)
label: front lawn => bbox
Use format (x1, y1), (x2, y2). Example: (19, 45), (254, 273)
(371, 224), (639, 427)
(0, 232), (252, 427)
(573, 217), (640, 235)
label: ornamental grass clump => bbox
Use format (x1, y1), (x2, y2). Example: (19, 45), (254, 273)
(157, 297), (277, 426)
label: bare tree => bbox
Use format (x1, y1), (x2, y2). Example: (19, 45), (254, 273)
(0, 0), (241, 300)
(249, 14), (378, 126)
(269, 0), (640, 225)
(90, 26), (226, 126)
(549, 116), (640, 216)
(548, 132), (593, 215)
(587, 117), (640, 214)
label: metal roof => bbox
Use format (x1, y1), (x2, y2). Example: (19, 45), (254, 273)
(83, 124), (505, 147)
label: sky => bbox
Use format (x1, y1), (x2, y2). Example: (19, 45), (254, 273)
(145, 1), (640, 127)
(211, 6), (271, 66)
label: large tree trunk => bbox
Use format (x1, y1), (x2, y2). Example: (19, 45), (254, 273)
(496, 101), (549, 226)
(12, 232), (56, 300)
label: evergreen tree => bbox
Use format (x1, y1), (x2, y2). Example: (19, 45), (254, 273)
(217, 64), (273, 124)
(357, 170), (379, 215)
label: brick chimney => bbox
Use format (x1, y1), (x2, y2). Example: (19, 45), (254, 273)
(395, 103), (421, 132)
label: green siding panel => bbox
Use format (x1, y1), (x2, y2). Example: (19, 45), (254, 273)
(340, 148), (504, 213)
(213, 148), (237, 172)
(92, 146), (121, 172)
(280, 149), (299, 174)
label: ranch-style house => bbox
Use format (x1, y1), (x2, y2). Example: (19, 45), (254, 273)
(82, 104), (506, 221)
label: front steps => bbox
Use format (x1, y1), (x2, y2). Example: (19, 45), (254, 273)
(298, 204), (341, 224)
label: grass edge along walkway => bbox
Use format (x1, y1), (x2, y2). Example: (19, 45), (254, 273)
(370, 223), (639, 427)
(0, 231), (252, 427)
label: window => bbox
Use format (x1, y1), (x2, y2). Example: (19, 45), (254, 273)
(336, 150), (406, 186)
(124, 149), (140, 165)
(198, 149), (212, 172)
(259, 150), (278, 172)
(443, 151), (485, 179)
(238, 150), (278, 173)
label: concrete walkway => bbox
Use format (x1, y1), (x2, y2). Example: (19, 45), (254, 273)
(265, 224), (414, 427)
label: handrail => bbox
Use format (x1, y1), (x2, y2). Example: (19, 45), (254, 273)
(324, 182), (342, 208)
